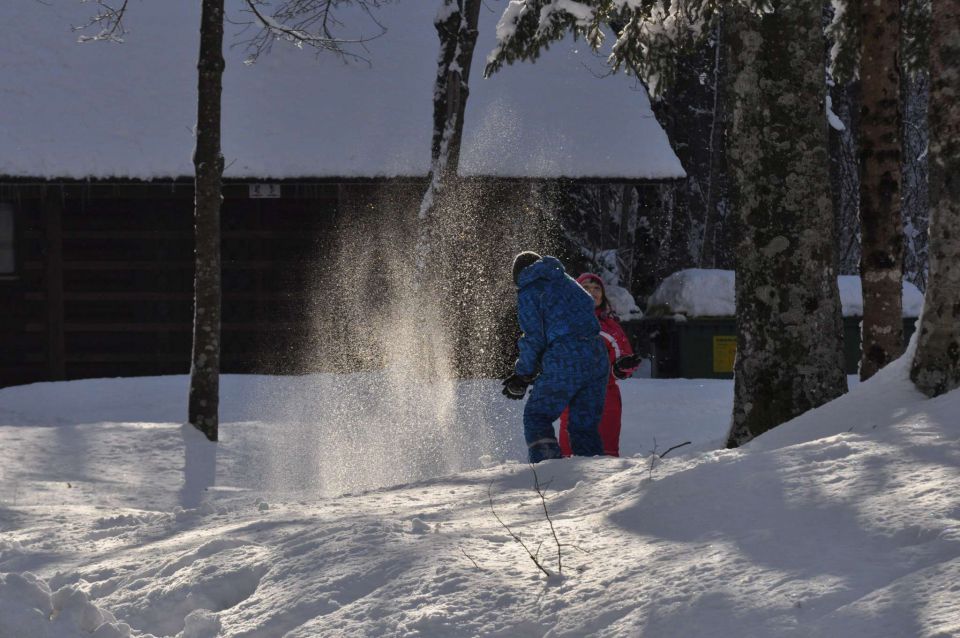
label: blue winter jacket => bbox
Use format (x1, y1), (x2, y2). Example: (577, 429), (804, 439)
(514, 256), (601, 377)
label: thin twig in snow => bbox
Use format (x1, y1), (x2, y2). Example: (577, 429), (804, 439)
(647, 437), (660, 480)
(487, 482), (554, 578)
(659, 441), (692, 458)
(460, 547), (482, 570)
(531, 464), (564, 574)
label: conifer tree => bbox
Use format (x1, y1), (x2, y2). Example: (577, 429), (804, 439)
(910, 0), (960, 396)
(900, 0), (933, 293)
(857, 0), (905, 380)
(723, 2), (847, 445)
(488, 0), (847, 445)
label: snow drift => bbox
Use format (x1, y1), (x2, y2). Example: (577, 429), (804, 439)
(1, 354), (957, 636)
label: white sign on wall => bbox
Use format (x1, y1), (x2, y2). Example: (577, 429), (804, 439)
(249, 183), (281, 199)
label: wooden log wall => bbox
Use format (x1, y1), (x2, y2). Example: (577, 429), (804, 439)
(0, 182), (347, 387)
(0, 193), (47, 386)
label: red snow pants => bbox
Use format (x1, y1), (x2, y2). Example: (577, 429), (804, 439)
(559, 381), (622, 457)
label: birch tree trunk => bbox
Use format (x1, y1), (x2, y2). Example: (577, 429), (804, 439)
(412, 0), (487, 377)
(416, 0), (482, 270)
(859, 0), (904, 380)
(188, 0), (225, 441)
(910, 0), (960, 397)
(726, 1), (847, 447)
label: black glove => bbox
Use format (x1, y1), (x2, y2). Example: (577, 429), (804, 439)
(613, 354), (643, 380)
(501, 373), (534, 400)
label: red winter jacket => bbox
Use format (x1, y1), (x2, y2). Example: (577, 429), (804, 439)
(576, 273), (636, 383)
(560, 273), (637, 457)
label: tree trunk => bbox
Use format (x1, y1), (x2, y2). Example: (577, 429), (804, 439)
(901, 71), (930, 291)
(432, 0), (482, 179)
(825, 1), (862, 278)
(828, 78), (861, 276)
(859, 0), (904, 380)
(417, 0), (482, 245)
(900, 0), (932, 293)
(188, 0), (225, 441)
(414, 0), (486, 377)
(649, 15), (732, 273)
(725, 1), (848, 448)
(696, 14), (731, 271)
(910, 0), (960, 397)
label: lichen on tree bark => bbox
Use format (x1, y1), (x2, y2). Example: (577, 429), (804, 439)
(188, 0), (225, 441)
(726, 1), (847, 447)
(910, 0), (960, 397)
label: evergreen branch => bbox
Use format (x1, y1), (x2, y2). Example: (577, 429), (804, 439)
(484, 0), (722, 98)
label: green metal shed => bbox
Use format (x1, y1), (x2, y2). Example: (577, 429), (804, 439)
(643, 315), (919, 379)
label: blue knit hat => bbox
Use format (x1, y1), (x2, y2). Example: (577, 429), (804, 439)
(512, 251), (541, 285)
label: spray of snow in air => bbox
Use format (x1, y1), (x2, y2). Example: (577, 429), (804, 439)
(245, 109), (563, 497)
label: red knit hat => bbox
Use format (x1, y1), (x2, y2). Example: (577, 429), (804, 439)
(577, 273), (610, 312)
(576, 273), (605, 290)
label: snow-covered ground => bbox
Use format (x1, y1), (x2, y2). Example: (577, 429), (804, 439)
(1, 357), (958, 637)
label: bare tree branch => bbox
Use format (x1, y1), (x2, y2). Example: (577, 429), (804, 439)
(74, 0), (130, 43)
(236, 0), (388, 66)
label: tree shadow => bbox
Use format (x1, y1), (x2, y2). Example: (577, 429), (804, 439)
(178, 424), (217, 509)
(602, 433), (960, 634)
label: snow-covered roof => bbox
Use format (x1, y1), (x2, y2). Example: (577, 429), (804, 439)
(0, 1), (685, 181)
(647, 269), (925, 318)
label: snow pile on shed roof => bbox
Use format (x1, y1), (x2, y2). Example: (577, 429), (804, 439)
(647, 268), (925, 317)
(836, 275), (924, 317)
(647, 269), (737, 317)
(0, 1), (684, 181)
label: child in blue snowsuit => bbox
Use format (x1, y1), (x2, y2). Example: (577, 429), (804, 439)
(502, 252), (610, 463)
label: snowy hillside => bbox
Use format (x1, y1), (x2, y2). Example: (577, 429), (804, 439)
(1, 358), (958, 637)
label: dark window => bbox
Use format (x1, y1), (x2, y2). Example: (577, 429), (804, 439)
(0, 204), (13, 275)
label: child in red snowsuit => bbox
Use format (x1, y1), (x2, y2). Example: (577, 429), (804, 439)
(559, 274), (638, 457)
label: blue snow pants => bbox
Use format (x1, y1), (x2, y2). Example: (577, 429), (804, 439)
(524, 336), (609, 463)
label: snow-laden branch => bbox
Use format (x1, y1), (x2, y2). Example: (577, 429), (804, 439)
(487, 0), (874, 97)
(484, 0), (720, 97)
(74, 0), (130, 43)
(487, 0), (927, 90)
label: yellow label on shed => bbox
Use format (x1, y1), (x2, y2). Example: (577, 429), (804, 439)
(713, 335), (737, 373)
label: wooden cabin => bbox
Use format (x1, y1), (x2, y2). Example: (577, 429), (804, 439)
(0, 1), (685, 387)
